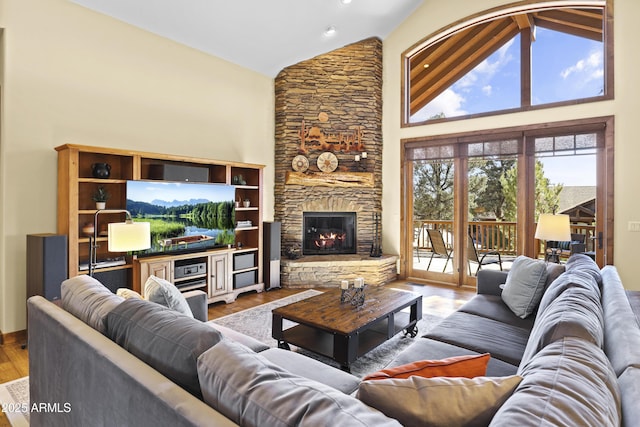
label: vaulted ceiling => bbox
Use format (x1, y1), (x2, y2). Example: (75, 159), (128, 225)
(408, 7), (604, 116)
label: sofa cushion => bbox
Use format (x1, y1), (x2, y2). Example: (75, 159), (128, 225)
(565, 253), (602, 286)
(424, 312), (530, 366)
(207, 322), (270, 353)
(458, 295), (535, 331)
(601, 266), (640, 376)
(144, 275), (193, 317)
(501, 256), (548, 319)
(618, 367), (640, 427)
(61, 275), (124, 334)
(105, 298), (222, 398)
(519, 286), (604, 368)
(362, 353), (490, 381)
(493, 337), (620, 426)
(197, 339), (401, 427)
(260, 348), (360, 394)
(357, 375), (522, 427)
(537, 270), (602, 317)
(387, 338), (519, 378)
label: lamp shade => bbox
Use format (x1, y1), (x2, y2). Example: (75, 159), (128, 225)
(108, 221), (151, 252)
(535, 214), (571, 242)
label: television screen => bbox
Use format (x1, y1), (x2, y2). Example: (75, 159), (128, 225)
(126, 180), (236, 257)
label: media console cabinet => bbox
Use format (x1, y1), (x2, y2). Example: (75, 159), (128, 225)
(56, 144), (264, 303)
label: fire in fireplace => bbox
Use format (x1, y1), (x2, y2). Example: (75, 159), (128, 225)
(303, 212), (357, 255)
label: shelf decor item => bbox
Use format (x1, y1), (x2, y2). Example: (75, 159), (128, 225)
(91, 162), (111, 179)
(92, 186), (111, 210)
(243, 198), (251, 208)
(340, 278), (365, 307)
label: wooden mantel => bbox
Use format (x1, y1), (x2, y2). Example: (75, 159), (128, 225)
(285, 171), (374, 187)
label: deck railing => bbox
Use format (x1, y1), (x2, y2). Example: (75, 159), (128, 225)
(414, 220), (596, 256)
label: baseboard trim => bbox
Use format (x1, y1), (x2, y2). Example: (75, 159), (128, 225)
(0, 329), (27, 345)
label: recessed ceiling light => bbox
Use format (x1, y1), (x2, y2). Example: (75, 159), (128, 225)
(324, 26), (337, 36)
(340, 0), (353, 4)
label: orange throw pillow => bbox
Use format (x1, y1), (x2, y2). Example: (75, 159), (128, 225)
(362, 353), (490, 381)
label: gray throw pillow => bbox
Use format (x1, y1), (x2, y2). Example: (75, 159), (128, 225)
(144, 275), (193, 317)
(197, 340), (401, 427)
(357, 375), (522, 427)
(501, 256), (548, 319)
(105, 298), (223, 398)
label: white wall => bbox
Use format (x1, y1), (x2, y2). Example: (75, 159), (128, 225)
(0, 0), (275, 334)
(382, 0), (640, 290)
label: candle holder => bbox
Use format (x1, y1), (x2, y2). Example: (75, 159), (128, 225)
(340, 278), (366, 307)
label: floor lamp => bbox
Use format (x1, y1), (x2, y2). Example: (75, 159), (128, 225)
(535, 214), (571, 263)
(89, 209), (150, 276)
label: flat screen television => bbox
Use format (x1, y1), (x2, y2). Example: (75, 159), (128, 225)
(126, 180), (236, 257)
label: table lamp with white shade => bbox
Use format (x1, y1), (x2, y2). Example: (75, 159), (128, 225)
(535, 214), (571, 263)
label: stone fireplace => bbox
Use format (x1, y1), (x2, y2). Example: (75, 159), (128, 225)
(273, 37), (397, 287)
(303, 212), (357, 255)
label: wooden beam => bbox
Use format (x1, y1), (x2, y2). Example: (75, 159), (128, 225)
(285, 171), (374, 187)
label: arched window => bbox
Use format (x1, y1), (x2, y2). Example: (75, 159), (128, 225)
(403, 2), (611, 125)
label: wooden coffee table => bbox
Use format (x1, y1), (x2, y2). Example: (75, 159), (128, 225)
(272, 286), (422, 372)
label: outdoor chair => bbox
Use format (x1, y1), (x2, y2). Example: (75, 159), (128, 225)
(545, 233), (586, 262)
(467, 233), (502, 275)
(426, 228), (452, 272)
(413, 227), (423, 261)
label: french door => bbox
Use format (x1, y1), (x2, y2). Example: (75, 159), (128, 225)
(402, 117), (613, 287)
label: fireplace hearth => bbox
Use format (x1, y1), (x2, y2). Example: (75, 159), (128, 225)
(303, 212), (357, 255)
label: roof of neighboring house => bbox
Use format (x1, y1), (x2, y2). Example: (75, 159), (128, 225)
(558, 186), (596, 222)
(558, 186), (596, 214)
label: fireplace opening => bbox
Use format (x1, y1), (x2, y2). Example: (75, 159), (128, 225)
(303, 212), (357, 255)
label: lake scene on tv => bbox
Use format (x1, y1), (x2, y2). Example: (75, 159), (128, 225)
(126, 180), (236, 256)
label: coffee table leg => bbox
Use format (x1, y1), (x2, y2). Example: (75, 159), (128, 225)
(272, 313), (290, 350)
(334, 333), (357, 373)
(403, 324), (418, 338)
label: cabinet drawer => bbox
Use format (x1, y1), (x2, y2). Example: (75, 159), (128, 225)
(233, 270), (257, 289)
(233, 252), (256, 270)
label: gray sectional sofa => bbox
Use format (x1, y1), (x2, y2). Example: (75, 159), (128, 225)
(27, 254), (640, 426)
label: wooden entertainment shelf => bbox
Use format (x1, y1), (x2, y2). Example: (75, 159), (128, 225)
(56, 144), (265, 303)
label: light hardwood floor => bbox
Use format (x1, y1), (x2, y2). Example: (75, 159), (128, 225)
(0, 280), (473, 426)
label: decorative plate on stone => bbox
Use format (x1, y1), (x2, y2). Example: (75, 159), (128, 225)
(292, 155), (309, 172)
(317, 152), (338, 173)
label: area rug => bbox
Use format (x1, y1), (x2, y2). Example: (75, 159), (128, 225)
(0, 376), (29, 427)
(210, 290), (442, 378)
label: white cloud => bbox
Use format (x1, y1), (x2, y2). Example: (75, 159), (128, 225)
(560, 50), (603, 82)
(410, 89), (467, 122)
(482, 85), (493, 96)
(454, 39), (515, 93)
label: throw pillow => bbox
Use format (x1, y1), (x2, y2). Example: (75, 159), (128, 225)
(116, 288), (143, 300)
(501, 256), (548, 319)
(197, 340), (400, 427)
(357, 375), (522, 427)
(144, 275), (193, 317)
(105, 298), (223, 398)
(362, 353), (490, 381)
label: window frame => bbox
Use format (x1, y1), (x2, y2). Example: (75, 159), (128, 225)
(401, 0), (613, 127)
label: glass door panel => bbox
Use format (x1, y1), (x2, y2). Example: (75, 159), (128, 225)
(411, 159), (456, 279)
(466, 157), (518, 280)
(534, 145), (597, 263)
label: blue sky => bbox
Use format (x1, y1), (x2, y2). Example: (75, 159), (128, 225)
(127, 181), (235, 204)
(412, 26), (602, 187)
(412, 27), (604, 120)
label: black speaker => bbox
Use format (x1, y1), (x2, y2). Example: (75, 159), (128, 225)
(93, 269), (129, 293)
(263, 222), (281, 290)
(27, 234), (68, 301)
